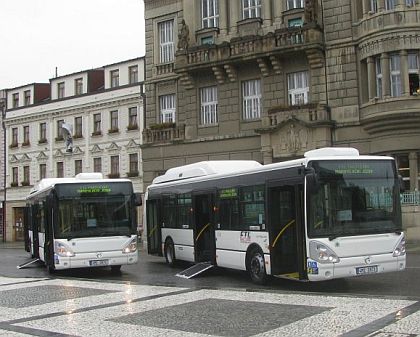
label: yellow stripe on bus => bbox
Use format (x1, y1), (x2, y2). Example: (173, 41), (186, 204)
(271, 219), (295, 248)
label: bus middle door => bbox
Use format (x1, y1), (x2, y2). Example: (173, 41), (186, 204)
(193, 193), (216, 264)
(268, 182), (304, 279)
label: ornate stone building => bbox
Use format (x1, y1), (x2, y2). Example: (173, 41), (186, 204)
(143, 0), (420, 195)
(3, 58), (144, 242)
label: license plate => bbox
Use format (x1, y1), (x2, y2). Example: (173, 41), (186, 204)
(356, 265), (378, 275)
(89, 259), (109, 267)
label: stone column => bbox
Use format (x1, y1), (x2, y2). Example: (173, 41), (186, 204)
(381, 53), (391, 98)
(263, 0), (272, 26)
(273, 0), (283, 24)
(367, 57), (376, 100)
(409, 152), (419, 191)
(219, 0), (228, 36)
(378, 0), (385, 11)
(400, 50), (410, 96)
(363, 0), (371, 15)
(230, 0), (240, 33)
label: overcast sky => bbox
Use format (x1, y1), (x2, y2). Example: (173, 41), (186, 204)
(0, 0), (145, 89)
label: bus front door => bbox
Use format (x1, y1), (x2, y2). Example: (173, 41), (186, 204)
(194, 194), (215, 264)
(146, 199), (161, 256)
(268, 184), (303, 279)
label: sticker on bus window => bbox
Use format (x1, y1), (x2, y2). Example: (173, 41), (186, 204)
(307, 261), (319, 274)
(240, 231), (251, 243)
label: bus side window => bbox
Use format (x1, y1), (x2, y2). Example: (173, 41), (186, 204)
(239, 185), (265, 230)
(162, 195), (177, 228)
(178, 194), (193, 229)
(217, 188), (239, 230)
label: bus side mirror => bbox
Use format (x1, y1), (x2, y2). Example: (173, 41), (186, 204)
(134, 193), (142, 206)
(398, 175), (405, 193)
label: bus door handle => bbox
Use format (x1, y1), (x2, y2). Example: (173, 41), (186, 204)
(196, 223), (211, 242)
(271, 219), (295, 248)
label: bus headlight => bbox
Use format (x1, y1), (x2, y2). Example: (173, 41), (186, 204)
(122, 238), (137, 254)
(393, 236), (406, 257)
(309, 241), (340, 264)
(54, 241), (75, 257)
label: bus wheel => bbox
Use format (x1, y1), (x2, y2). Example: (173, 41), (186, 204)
(248, 248), (267, 285)
(164, 239), (176, 267)
(111, 265), (122, 273)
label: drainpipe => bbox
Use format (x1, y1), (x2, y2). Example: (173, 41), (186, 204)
(0, 98), (6, 242)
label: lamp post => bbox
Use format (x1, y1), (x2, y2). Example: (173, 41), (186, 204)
(0, 97), (6, 242)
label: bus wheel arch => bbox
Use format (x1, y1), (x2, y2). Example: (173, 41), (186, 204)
(164, 237), (176, 267)
(246, 244), (267, 285)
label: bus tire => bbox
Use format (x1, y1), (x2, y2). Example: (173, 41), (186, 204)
(248, 248), (267, 285)
(111, 265), (122, 273)
(164, 239), (176, 267)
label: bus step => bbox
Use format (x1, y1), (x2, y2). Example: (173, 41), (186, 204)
(176, 262), (213, 279)
(17, 258), (41, 269)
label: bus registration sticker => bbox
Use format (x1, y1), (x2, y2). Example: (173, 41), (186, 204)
(356, 265), (378, 275)
(307, 261), (319, 274)
(89, 259), (109, 267)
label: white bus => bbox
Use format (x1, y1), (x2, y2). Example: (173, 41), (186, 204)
(145, 147), (406, 284)
(24, 173), (141, 273)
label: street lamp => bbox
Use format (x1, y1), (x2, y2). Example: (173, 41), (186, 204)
(0, 97), (6, 243)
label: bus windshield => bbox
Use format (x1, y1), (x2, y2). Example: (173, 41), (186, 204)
(307, 160), (401, 239)
(56, 195), (132, 239)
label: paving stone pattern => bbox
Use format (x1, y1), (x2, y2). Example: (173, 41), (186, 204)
(0, 276), (419, 337)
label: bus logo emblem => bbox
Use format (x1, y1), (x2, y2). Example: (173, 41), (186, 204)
(365, 257), (371, 265)
(96, 252), (103, 258)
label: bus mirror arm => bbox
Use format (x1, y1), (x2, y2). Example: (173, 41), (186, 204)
(398, 175), (405, 193)
(305, 168), (320, 193)
(134, 193), (143, 206)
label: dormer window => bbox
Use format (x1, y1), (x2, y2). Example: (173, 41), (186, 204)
(75, 78), (83, 95)
(110, 70), (119, 88)
(57, 82), (65, 99)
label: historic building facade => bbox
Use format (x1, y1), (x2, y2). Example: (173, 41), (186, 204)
(3, 58), (144, 242)
(143, 0), (420, 195)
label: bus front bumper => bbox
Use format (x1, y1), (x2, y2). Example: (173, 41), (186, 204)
(53, 251), (138, 270)
(307, 253), (406, 281)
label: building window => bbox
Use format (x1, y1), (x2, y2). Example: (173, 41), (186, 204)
(242, 79), (262, 120)
(11, 127), (18, 147)
(370, 0), (378, 12)
(93, 113), (101, 135)
(23, 166), (30, 185)
(75, 160), (82, 175)
(385, 0), (395, 10)
(39, 123), (47, 143)
(128, 107), (138, 129)
(288, 71), (309, 105)
(202, 0), (219, 28)
(12, 93), (19, 108)
(39, 164), (46, 180)
(129, 66), (138, 84)
(12, 167), (18, 186)
(390, 54), (402, 97)
(56, 120), (64, 140)
(243, 0), (261, 18)
(110, 70), (119, 88)
(129, 153), (139, 176)
(57, 162), (64, 178)
(23, 126), (30, 145)
(74, 116), (83, 138)
(110, 155), (120, 177)
(109, 110), (119, 132)
(159, 94), (176, 123)
(375, 57), (383, 98)
(158, 20), (174, 63)
(406, 0), (415, 6)
(24, 90), (31, 106)
(75, 78), (83, 95)
(395, 154), (410, 190)
(408, 52), (419, 95)
(287, 0), (304, 10)
(200, 86), (218, 125)
(93, 157), (102, 172)
(57, 82), (65, 99)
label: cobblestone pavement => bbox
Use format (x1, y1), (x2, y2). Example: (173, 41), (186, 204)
(0, 276), (419, 337)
